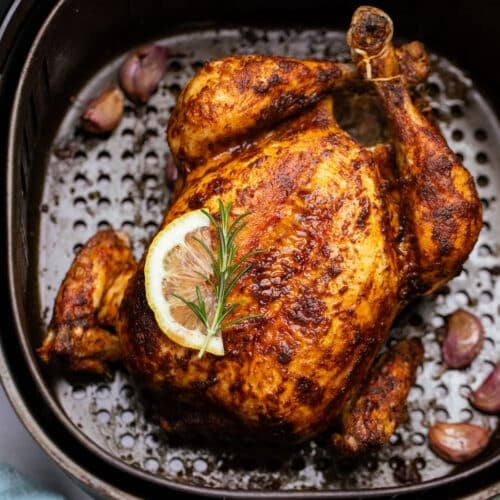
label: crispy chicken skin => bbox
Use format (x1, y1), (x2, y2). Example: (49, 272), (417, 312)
(331, 338), (424, 456)
(40, 7), (482, 452)
(38, 230), (136, 374)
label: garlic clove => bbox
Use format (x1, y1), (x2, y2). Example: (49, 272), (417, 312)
(429, 422), (489, 463)
(470, 362), (500, 413)
(442, 309), (484, 369)
(82, 87), (124, 134)
(119, 45), (169, 103)
(165, 155), (178, 185)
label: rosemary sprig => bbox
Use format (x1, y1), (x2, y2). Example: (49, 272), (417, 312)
(173, 199), (261, 358)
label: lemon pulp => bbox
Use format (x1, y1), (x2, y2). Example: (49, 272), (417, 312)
(144, 210), (224, 355)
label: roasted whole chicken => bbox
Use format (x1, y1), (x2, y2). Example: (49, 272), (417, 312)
(39, 7), (482, 455)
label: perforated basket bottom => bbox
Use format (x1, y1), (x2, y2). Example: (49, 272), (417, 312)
(38, 28), (500, 491)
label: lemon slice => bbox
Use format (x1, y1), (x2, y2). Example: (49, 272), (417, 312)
(144, 209), (224, 355)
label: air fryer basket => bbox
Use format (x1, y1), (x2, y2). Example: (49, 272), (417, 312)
(4, 0), (500, 497)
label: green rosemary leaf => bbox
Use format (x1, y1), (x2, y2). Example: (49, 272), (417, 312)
(222, 314), (262, 330)
(172, 292), (208, 327)
(174, 199), (263, 358)
(192, 235), (218, 272)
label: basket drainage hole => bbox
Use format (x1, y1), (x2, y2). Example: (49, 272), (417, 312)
(146, 196), (158, 209)
(477, 175), (489, 187)
(479, 291), (493, 303)
(410, 433), (425, 446)
(98, 197), (111, 207)
(121, 128), (134, 137)
(73, 243), (83, 254)
(451, 129), (463, 141)
(120, 433), (135, 448)
(98, 173), (111, 185)
(124, 105), (136, 118)
(193, 458), (208, 473)
(455, 290), (470, 307)
(426, 82), (440, 98)
(144, 458), (159, 473)
(97, 220), (111, 230)
(146, 105), (158, 116)
(476, 152), (488, 164)
(73, 220), (87, 231)
(74, 173), (89, 187)
(478, 244), (493, 257)
(74, 150), (87, 161)
(122, 150), (134, 161)
(450, 104), (464, 118)
(97, 150), (112, 163)
(460, 408), (473, 421)
(121, 174), (135, 187)
(434, 407), (450, 421)
(168, 457), (184, 474)
(145, 220), (158, 232)
(71, 386), (86, 400)
(145, 152), (159, 168)
(120, 384), (135, 399)
(142, 174), (158, 188)
(73, 196), (87, 208)
(459, 384), (472, 398)
(474, 128), (487, 142)
(121, 197), (134, 209)
(96, 384), (110, 399)
(411, 409), (425, 423)
(121, 409), (136, 425)
(145, 433), (159, 449)
(389, 433), (401, 446)
(436, 383), (449, 398)
(96, 410), (110, 424)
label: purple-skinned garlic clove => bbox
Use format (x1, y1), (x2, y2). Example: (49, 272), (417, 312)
(442, 309), (484, 369)
(470, 362), (500, 413)
(165, 156), (178, 185)
(429, 422), (489, 463)
(119, 45), (169, 103)
(82, 87), (124, 134)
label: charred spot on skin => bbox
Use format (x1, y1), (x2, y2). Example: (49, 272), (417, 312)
(187, 193), (206, 209)
(124, 271), (161, 358)
(252, 73), (283, 94)
(191, 375), (217, 392)
(206, 177), (228, 196)
(295, 376), (323, 406)
(276, 59), (295, 73)
(286, 295), (327, 328)
(355, 197), (371, 228)
(381, 82), (404, 108)
(277, 340), (293, 365)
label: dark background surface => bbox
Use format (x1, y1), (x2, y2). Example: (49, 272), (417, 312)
(0, 0), (89, 497)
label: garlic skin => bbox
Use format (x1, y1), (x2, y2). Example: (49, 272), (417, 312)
(165, 155), (178, 185)
(429, 422), (489, 463)
(470, 362), (500, 413)
(442, 309), (484, 369)
(119, 45), (169, 103)
(82, 87), (124, 134)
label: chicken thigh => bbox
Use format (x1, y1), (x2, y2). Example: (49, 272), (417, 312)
(40, 7), (481, 451)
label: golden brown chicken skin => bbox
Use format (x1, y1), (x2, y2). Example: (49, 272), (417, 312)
(118, 8), (481, 443)
(38, 230), (136, 374)
(40, 7), (482, 451)
(331, 338), (424, 456)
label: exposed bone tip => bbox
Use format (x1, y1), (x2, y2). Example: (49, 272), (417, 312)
(347, 6), (394, 55)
